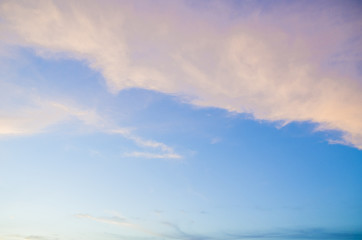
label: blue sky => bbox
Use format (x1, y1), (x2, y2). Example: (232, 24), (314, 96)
(0, 0), (362, 239)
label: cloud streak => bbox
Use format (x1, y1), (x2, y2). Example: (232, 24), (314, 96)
(0, 81), (181, 159)
(76, 213), (164, 237)
(0, 81), (102, 136)
(109, 129), (182, 160)
(1, 0), (361, 148)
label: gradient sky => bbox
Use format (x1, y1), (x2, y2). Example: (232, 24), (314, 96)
(1, 0), (362, 239)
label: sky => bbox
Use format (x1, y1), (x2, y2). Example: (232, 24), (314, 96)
(0, 0), (362, 239)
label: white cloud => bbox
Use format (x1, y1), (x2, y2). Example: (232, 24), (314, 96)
(1, 0), (361, 148)
(109, 129), (175, 153)
(109, 129), (182, 160)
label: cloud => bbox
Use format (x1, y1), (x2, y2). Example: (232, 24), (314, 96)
(0, 81), (102, 136)
(0, 81), (181, 158)
(76, 213), (130, 226)
(76, 213), (164, 237)
(109, 129), (182, 160)
(109, 129), (176, 153)
(127, 135), (175, 153)
(1, 0), (362, 148)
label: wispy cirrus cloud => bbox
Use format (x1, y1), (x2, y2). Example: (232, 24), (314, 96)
(0, 81), (102, 136)
(1, 0), (361, 148)
(0, 81), (181, 159)
(76, 213), (164, 237)
(109, 128), (182, 160)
